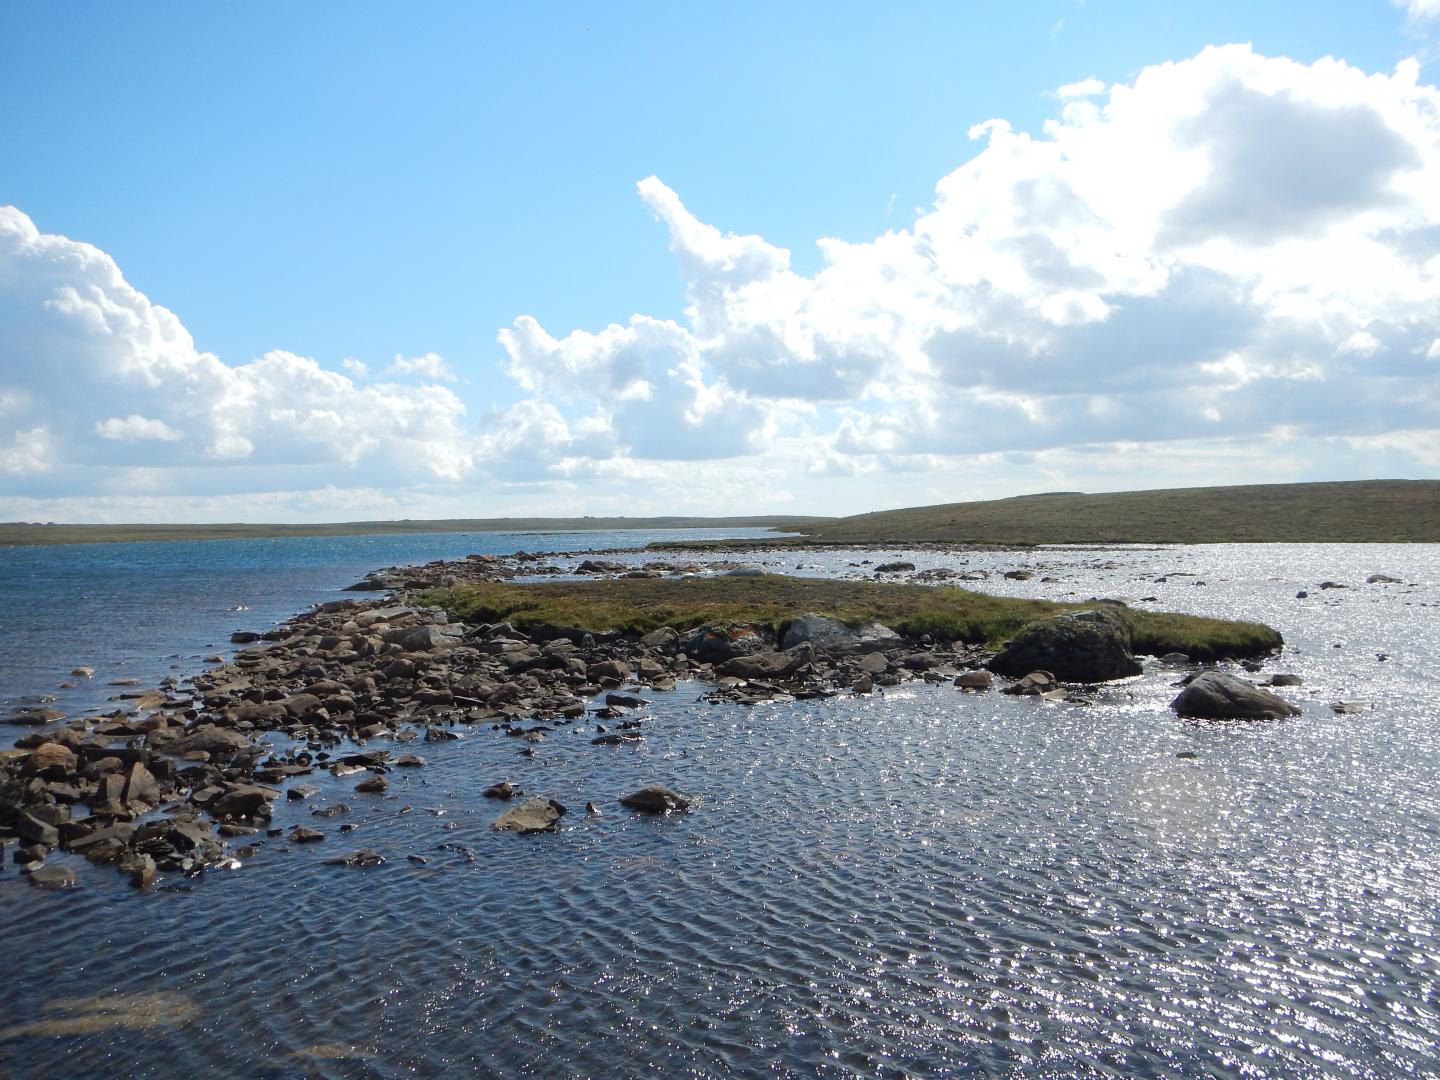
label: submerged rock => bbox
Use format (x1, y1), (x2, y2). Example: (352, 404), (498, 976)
(1170, 672), (1300, 720)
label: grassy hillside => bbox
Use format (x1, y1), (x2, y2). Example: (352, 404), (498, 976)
(788, 480), (1440, 544)
(428, 574), (1283, 660)
(0, 515), (832, 548)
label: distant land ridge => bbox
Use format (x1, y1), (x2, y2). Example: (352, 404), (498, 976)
(0, 515), (833, 548)
(786, 480), (1440, 544)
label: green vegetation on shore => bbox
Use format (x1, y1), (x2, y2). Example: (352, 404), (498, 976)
(0, 515), (832, 548)
(428, 574), (1282, 661)
(785, 479), (1440, 545)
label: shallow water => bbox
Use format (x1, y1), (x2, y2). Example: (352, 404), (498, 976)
(2, 540), (1438, 1078)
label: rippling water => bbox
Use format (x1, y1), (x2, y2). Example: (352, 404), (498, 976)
(2, 540), (1438, 1078)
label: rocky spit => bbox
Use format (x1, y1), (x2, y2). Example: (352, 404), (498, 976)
(0, 550), (1293, 891)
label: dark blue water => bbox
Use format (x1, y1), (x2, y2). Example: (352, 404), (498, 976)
(2, 539), (1438, 1078)
(0, 528), (774, 722)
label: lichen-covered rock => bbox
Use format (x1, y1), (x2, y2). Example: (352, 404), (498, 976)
(492, 797), (566, 833)
(1170, 671), (1300, 719)
(989, 609), (1142, 683)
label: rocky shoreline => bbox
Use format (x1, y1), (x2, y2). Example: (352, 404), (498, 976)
(0, 549), (1293, 891)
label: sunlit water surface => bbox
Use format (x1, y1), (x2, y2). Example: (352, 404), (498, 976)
(2, 538), (1437, 1078)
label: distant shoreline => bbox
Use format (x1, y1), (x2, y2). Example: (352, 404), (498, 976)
(0, 516), (827, 548)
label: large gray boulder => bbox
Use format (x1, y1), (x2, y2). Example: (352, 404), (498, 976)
(989, 609), (1142, 683)
(163, 725), (254, 756)
(1170, 672), (1300, 719)
(779, 614), (901, 656)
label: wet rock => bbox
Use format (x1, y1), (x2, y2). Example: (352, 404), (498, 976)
(954, 671), (992, 691)
(394, 754), (427, 767)
(619, 785), (693, 813)
(1366, 573), (1402, 584)
(210, 785), (280, 822)
(355, 775), (388, 794)
(1170, 672), (1300, 720)
(989, 609), (1142, 683)
(1331, 701), (1370, 714)
(1157, 652), (1191, 666)
(8, 707), (66, 726)
(119, 851), (157, 888)
(312, 804), (350, 817)
(1003, 569), (1034, 580)
(1002, 671), (1058, 696)
(287, 785), (320, 801)
(70, 666), (95, 678)
(605, 692), (651, 709)
(586, 659), (631, 684)
(122, 761), (162, 809)
(323, 849), (386, 867)
(27, 864), (76, 890)
(874, 561), (916, 574)
(852, 674), (874, 694)
(1267, 673), (1304, 687)
(289, 826), (326, 843)
(492, 797), (566, 833)
(483, 781), (521, 799)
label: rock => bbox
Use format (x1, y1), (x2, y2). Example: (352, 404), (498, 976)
(719, 644), (814, 680)
(1267, 673), (1304, 687)
(586, 659), (631, 683)
(17, 811), (60, 847)
(874, 561), (916, 574)
(856, 652), (888, 675)
(680, 625), (768, 663)
(1331, 701), (1370, 714)
(394, 754), (426, 767)
(323, 849), (386, 867)
(1157, 652), (1191, 666)
(355, 775), (388, 794)
(1366, 574), (1402, 584)
(288, 785), (320, 801)
(483, 781), (521, 800)
(1002, 671), (1058, 696)
(605, 692), (651, 709)
(122, 761), (161, 809)
(21, 742), (77, 779)
(27, 864), (76, 890)
(289, 826), (326, 843)
(492, 797), (566, 833)
(954, 671), (992, 691)
(989, 609), (1142, 683)
(640, 626), (679, 650)
(1170, 672), (1300, 720)
(382, 625), (463, 652)
(230, 631), (261, 644)
(1003, 569), (1034, 580)
(212, 784), (280, 820)
(779, 614), (901, 656)
(119, 852), (156, 889)
(8, 707), (66, 726)
(619, 785), (693, 813)
(165, 725), (253, 756)
(852, 674), (874, 694)
(724, 564), (767, 577)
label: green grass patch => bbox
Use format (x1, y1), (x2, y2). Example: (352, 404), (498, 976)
(424, 574), (1282, 659)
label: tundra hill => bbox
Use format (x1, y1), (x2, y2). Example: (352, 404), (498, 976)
(788, 480), (1440, 545)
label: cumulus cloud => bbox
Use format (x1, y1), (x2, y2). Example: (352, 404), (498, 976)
(501, 44), (1440, 480)
(386, 352), (457, 381)
(5, 43), (1439, 520)
(0, 206), (477, 495)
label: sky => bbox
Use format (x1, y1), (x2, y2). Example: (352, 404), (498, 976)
(2, 1), (1438, 523)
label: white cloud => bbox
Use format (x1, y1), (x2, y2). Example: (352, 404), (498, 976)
(386, 352), (457, 381)
(1395, 0), (1440, 20)
(0, 206), (477, 496)
(95, 414), (183, 442)
(5, 43), (1440, 520)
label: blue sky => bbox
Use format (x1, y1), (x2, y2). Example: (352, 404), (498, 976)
(1, 2), (1438, 521)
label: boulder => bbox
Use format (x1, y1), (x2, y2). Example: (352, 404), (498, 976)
(323, 849), (386, 867)
(164, 725), (253, 756)
(122, 761), (162, 809)
(619, 785), (693, 813)
(873, 561), (915, 574)
(989, 609), (1142, 683)
(1170, 672), (1300, 720)
(210, 784), (280, 821)
(28, 864), (76, 890)
(1002, 671), (1058, 696)
(724, 564), (767, 577)
(954, 671), (992, 691)
(383, 624), (463, 652)
(680, 625), (768, 663)
(492, 797), (566, 833)
(719, 644), (814, 680)
(640, 626), (680, 651)
(1366, 574), (1402, 584)
(779, 614), (901, 656)
(21, 742), (77, 779)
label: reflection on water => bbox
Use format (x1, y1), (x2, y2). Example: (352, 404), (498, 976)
(1, 541), (1437, 1077)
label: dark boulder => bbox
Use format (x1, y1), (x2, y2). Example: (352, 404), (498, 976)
(619, 785), (693, 813)
(680, 625), (768, 663)
(989, 609), (1142, 683)
(1170, 672), (1300, 720)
